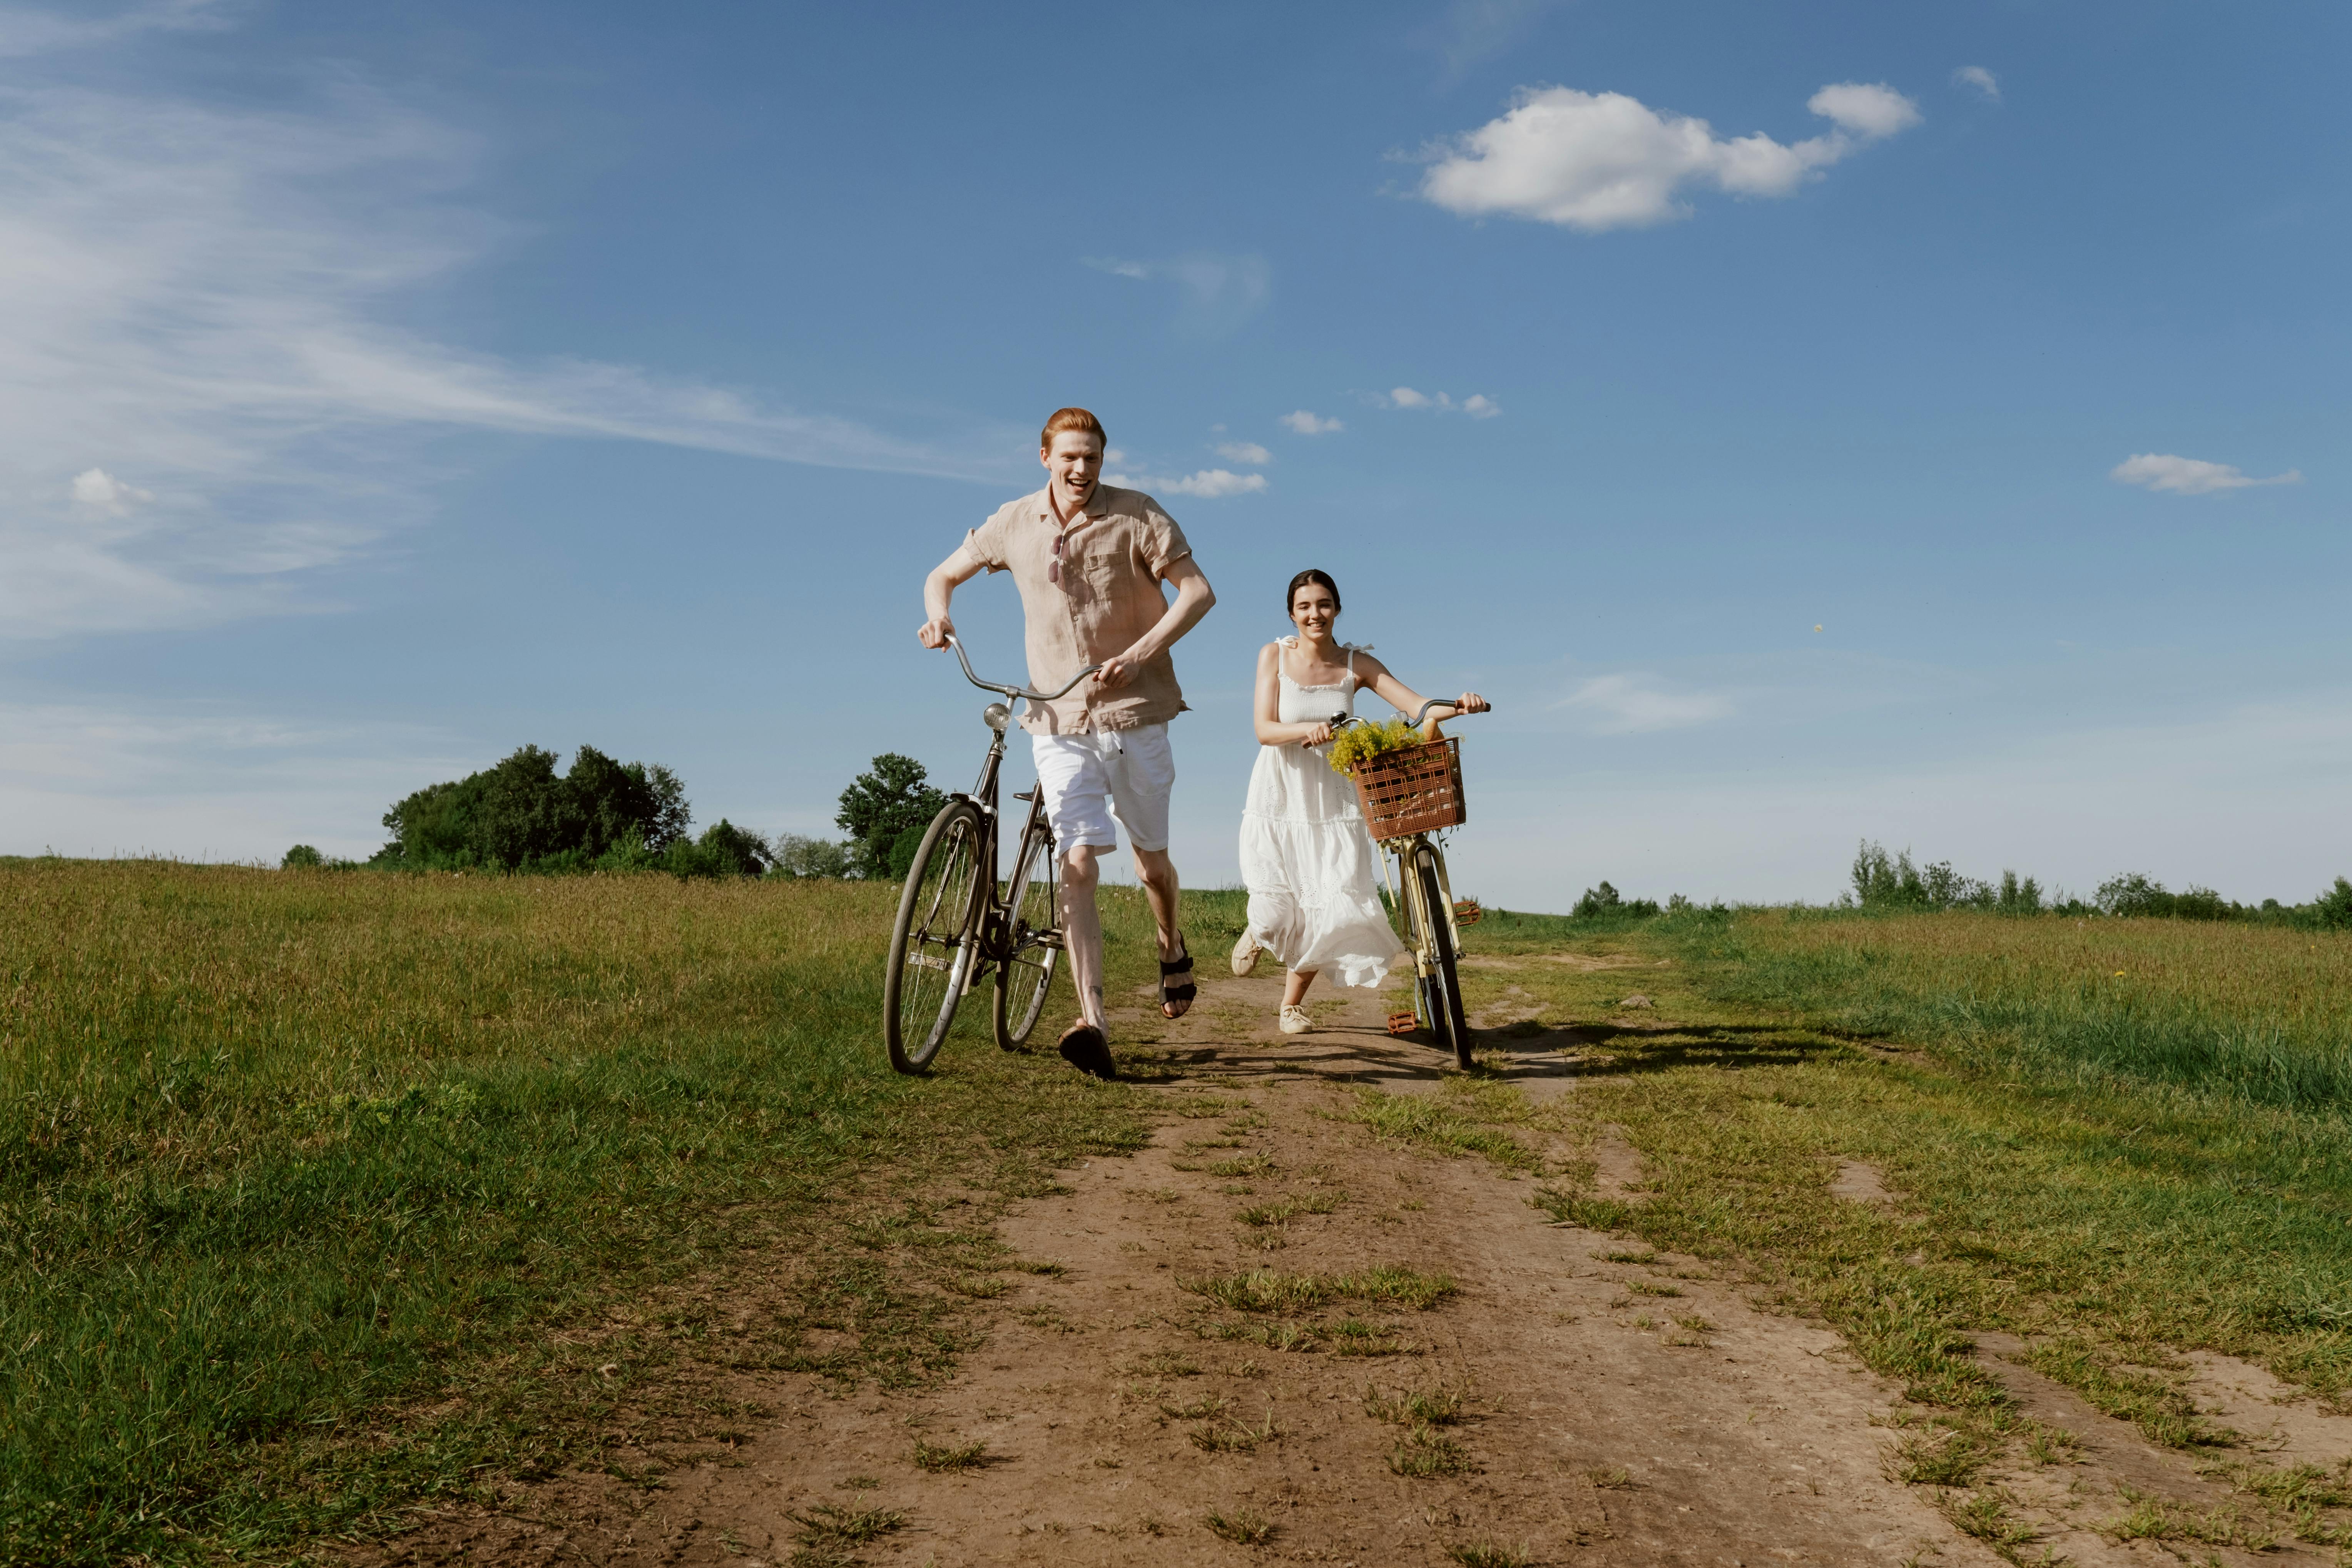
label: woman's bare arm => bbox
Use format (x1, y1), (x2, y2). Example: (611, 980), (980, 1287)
(1254, 642), (1338, 747)
(1358, 654), (1487, 739)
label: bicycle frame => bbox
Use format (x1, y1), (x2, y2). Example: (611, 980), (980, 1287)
(940, 636), (1099, 980)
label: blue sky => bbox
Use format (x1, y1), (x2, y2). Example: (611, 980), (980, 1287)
(2, 0), (2345, 909)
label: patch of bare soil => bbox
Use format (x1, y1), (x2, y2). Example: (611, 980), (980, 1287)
(361, 973), (2350, 1568)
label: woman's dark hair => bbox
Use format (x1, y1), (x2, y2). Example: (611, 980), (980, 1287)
(1286, 569), (1341, 615)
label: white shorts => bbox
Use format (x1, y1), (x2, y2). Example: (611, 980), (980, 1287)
(1031, 724), (1175, 853)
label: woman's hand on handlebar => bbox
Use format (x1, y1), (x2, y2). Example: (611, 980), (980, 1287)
(1298, 719), (1334, 748)
(917, 616), (955, 650)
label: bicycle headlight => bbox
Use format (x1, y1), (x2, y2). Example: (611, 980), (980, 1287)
(983, 702), (1012, 733)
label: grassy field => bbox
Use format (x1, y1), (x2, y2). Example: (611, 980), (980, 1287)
(0, 859), (1172, 1566)
(1424, 905), (2352, 1536)
(12, 862), (2352, 1563)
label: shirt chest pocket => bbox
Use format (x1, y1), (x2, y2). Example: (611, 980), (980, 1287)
(1070, 547), (1130, 597)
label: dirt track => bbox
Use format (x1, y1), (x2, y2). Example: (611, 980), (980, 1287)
(373, 969), (2352, 1566)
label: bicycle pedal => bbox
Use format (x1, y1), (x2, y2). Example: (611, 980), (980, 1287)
(1386, 1011), (1418, 1037)
(1453, 900), (1483, 926)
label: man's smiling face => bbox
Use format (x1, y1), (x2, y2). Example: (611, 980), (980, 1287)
(1041, 430), (1104, 501)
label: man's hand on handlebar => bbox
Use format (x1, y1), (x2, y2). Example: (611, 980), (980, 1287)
(917, 617), (955, 650)
(1453, 692), (1489, 715)
(1094, 653), (1137, 690)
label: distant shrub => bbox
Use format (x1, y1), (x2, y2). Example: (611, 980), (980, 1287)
(2310, 877), (2352, 931)
(281, 844), (324, 869)
(1852, 842), (2041, 914)
(1572, 881), (1660, 921)
(770, 834), (861, 879)
(2096, 873), (2230, 922)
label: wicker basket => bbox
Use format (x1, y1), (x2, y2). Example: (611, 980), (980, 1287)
(1349, 736), (1464, 841)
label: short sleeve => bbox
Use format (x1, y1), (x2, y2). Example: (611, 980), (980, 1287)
(960, 513), (1010, 575)
(1138, 500), (1193, 577)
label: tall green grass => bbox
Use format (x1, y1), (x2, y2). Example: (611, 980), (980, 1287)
(1675, 909), (2352, 1112)
(0, 860), (1161, 1565)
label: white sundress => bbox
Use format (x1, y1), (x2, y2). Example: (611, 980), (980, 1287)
(1238, 640), (1408, 987)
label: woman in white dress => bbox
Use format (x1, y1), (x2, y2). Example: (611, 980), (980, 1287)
(1232, 570), (1489, 1035)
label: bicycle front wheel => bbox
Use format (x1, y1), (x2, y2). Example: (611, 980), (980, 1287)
(993, 823), (1061, 1050)
(884, 800), (985, 1074)
(1415, 848), (1473, 1071)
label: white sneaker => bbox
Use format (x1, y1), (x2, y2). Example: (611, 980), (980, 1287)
(1231, 932), (1262, 977)
(1278, 1005), (1313, 1035)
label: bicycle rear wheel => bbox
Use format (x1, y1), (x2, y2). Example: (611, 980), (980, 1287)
(884, 800), (984, 1074)
(1415, 848), (1473, 1071)
(993, 822), (1061, 1050)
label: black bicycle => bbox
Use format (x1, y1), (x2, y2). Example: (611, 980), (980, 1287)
(883, 636), (1099, 1074)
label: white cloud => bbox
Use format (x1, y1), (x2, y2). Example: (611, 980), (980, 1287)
(1418, 80), (1921, 232)
(0, 43), (1002, 640)
(1380, 387), (1502, 417)
(1806, 81), (1922, 139)
(1214, 441), (1271, 465)
(69, 466), (153, 513)
(1952, 65), (2001, 102)
(1107, 467), (1268, 500)
(1077, 251), (1272, 335)
(1558, 673), (1734, 734)
(1279, 410), (1343, 435)
(2110, 453), (2303, 496)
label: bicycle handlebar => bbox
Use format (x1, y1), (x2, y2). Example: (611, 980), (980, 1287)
(1330, 697), (1492, 731)
(943, 634), (1102, 704)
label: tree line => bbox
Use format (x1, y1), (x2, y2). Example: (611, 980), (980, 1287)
(284, 748), (952, 880)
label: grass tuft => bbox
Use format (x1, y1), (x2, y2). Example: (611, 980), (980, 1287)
(1205, 1506), (1275, 1544)
(1388, 1424), (1475, 1478)
(1180, 1266), (1456, 1314)
(910, 1439), (988, 1473)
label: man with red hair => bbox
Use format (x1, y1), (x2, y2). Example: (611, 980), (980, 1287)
(919, 408), (1216, 1078)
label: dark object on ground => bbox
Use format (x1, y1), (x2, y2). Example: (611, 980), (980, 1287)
(1057, 1021), (1116, 1080)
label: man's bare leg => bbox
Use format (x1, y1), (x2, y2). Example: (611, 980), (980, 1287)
(1134, 846), (1189, 1017)
(1061, 844), (1108, 1031)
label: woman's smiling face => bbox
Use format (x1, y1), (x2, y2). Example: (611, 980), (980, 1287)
(1290, 583), (1338, 637)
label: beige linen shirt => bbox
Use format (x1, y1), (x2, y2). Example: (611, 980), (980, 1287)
(957, 484), (1194, 735)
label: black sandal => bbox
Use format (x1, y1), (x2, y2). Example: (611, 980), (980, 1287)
(1159, 938), (1197, 1020)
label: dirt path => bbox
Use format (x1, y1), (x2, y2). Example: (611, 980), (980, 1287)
(374, 969), (2352, 1567)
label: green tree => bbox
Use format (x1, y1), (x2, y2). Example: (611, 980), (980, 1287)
(836, 754), (946, 879)
(375, 744), (709, 872)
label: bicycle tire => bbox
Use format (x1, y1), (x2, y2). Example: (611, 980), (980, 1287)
(884, 800), (985, 1074)
(993, 822), (1061, 1050)
(1416, 849), (1473, 1071)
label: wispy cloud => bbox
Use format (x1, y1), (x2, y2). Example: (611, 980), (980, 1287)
(1078, 251), (1272, 336)
(1417, 80), (1920, 232)
(0, 695), (473, 861)
(1379, 387), (1502, 418)
(2110, 453), (2302, 496)
(1419, 0), (1571, 85)
(1558, 673), (1733, 733)
(0, 32), (1001, 640)
(1214, 441), (1271, 465)
(1279, 410), (1344, 435)
(1952, 65), (2000, 102)
(0, 0), (234, 58)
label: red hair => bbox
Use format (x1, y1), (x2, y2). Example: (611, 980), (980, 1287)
(1040, 406), (1106, 449)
